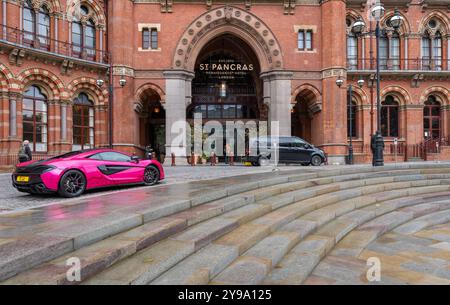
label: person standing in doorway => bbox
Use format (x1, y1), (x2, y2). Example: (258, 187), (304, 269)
(18, 140), (32, 163)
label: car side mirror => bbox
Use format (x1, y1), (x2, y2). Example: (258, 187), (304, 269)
(131, 156), (140, 163)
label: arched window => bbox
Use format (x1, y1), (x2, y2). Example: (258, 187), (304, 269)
(347, 33), (358, 70)
(390, 32), (400, 70)
(433, 32), (442, 71)
(422, 32), (432, 70)
(381, 95), (399, 137)
(23, 85), (48, 152)
(85, 19), (96, 59)
(37, 6), (50, 50)
(379, 33), (389, 70)
(423, 95), (441, 140)
(71, 6), (97, 60)
(23, 0), (35, 45)
(347, 99), (357, 138)
(73, 93), (94, 150)
(71, 17), (83, 57)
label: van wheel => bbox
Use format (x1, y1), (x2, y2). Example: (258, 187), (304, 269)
(311, 155), (323, 166)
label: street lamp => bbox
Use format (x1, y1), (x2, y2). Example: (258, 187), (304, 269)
(351, 4), (403, 166)
(97, 75), (127, 148)
(336, 75), (364, 165)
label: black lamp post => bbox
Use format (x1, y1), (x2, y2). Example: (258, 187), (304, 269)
(336, 76), (365, 165)
(351, 5), (403, 166)
(97, 73), (127, 149)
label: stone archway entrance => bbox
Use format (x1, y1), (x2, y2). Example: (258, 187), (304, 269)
(136, 87), (166, 162)
(291, 86), (322, 145)
(164, 6), (291, 165)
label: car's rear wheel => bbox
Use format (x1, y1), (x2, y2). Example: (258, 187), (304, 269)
(58, 170), (86, 198)
(144, 166), (160, 186)
(311, 155), (323, 166)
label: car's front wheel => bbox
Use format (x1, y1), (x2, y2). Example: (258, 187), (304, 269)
(310, 155), (323, 166)
(58, 170), (86, 198)
(144, 166), (160, 186)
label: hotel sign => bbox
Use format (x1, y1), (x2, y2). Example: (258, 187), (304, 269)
(198, 59), (253, 80)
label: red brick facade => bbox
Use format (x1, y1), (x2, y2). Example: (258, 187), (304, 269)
(0, 0), (449, 166)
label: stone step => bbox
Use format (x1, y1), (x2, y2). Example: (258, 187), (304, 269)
(263, 194), (450, 285)
(3, 166), (450, 284)
(153, 184), (450, 285)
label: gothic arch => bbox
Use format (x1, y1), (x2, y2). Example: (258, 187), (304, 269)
(0, 64), (13, 93)
(380, 10), (411, 35)
(350, 86), (368, 106)
(66, 0), (106, 27)
(172, 6), (284, 72)
(381, 85), (411, 105)
(291, 84), (321, 105)
(135, 83), (166, 105)
(67, 77), (109, 105)
(20, 0), (61, 13)
(419, 11), (449, 36)
(420, 86), (449, 106)
(17, 68), (65, 100)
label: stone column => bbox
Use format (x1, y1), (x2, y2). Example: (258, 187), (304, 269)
(260, 71), (293, 137)
(321, 0), (347, 164)
(163, 70), (194, 166)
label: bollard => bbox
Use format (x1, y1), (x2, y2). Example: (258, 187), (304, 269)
(171, 153), (176, 166)
(190, 152), (195, 166)
(211, 152), (216, 166)
(229, 154), (234, 166)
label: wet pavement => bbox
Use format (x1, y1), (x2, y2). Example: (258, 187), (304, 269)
(0, 164), (303, 212)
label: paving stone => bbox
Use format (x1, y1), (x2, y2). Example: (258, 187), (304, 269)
(84, 239), (195, 285)
(333, 230), (379, 257)
(171, 218), (238, 251)
(250, 209), (298, 231)
(221, 204), (272, 225)
(214, 223), (270, 254)
(359, 211), (414, 236)
(292, 235), (334, 257)
(258, 193), (295, 209)
(211, 256), (270, 285)
(172, 203), (227, 226)
(264, 252), (320, 284)
(316, 219), (358, 243)
(226, 182), (260, 196)
(151, 244), (239, 285)
(111, 217), (187, 251)
(278, 219), (317, 239)
(300, 209), (335, 227)
(38, 213), (142, 250)
(338, 210), (376, 226)
(399, 203), (440, 217)
(124, 200), (191, 223)
(243, 232), (300, 266)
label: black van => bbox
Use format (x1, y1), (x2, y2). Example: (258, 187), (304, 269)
(246, 136), (326, 166)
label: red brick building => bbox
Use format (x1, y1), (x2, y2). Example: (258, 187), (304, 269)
(0, 0), (449, 166)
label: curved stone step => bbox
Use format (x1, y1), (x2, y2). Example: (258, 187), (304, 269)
(149, 184), (450, 285)
(263, 198), (450, 285)
(4, 166), (450, 284)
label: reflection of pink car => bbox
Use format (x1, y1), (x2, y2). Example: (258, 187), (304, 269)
(12, 149), (164, 198)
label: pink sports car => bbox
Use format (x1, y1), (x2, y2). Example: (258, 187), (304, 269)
(12, 149), (165, 198)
